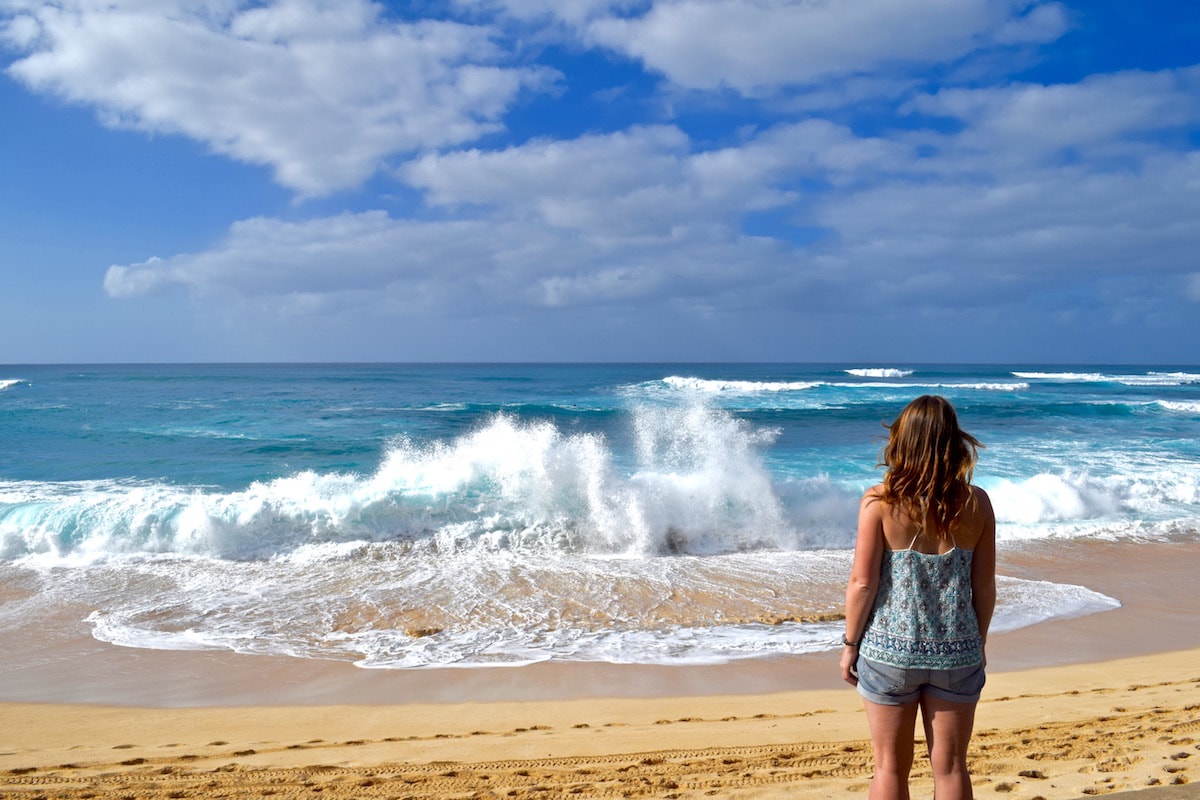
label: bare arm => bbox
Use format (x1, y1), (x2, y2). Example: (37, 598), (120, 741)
(841, 487), (885, 685)
(970, 487), (997, 657)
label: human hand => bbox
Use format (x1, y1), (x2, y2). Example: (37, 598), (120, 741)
(840, 646), (859, 686)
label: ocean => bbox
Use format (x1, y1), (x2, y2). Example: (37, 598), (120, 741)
(2, 363), (1197, 670)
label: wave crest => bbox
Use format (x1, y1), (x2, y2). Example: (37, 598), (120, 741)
(1, 407), (828, 563)
(660, 376), (821, 393)
(1014, 371), (1200, 386)
(986, 467), (1200, 536)
(845, 368), (914, 378)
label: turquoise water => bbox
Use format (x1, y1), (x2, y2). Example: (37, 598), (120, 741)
(2, 363), (1196, 667)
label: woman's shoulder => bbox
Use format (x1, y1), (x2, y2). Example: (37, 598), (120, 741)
(861, 484), (892, 512)
(858, 485), (887, 524)
(953, 485), (995, 546)
(967, 484), (994, 512)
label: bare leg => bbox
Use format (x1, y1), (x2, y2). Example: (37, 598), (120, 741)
(863, 699), (920, 800)
(920, 693), (977, 800)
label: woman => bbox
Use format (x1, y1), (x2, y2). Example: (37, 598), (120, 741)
(841, 395), (996, 800)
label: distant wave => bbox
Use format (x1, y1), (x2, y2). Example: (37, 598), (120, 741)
(0, 379), (21, 391)
(659, 376), (1027, 394)
(1014, 371), (1200, 386)
(1013, 371), (1109, 382)
(1156, 400), (1200, 415)
(845, 381), (1028, 392)
(661, 376), (821, 393)
(1075, 399), (1200, 418)
(845, 368), (914, 378)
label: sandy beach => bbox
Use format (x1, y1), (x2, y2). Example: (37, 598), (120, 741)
(3, 538), (1199, 799)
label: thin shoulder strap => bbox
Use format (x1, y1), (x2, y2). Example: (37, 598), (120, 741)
(904, 531), (920, 551)
(947, 487), (974, 550)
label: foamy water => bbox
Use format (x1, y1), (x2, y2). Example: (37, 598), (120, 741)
(1, 363), (1195, 669)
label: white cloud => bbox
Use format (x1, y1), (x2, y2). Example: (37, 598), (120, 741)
(404, 126), (703, 236)
(3, 0), (556, 194)
(815, 158), (1200, 292)
(104, 124), (836, 312)
(102, 206), (803, 315)
(53, 0), (1186, 357)
(103, 58), (1200, 327)
(807, 66), (1200, 311)
(580, 0), (1068, 94)
(106, 211), (479, 298)
(910, 67), (1200, 164)
(402, 120), (908, 236)
(0, 9), (38, 47)
(846, 68), (1200, 304)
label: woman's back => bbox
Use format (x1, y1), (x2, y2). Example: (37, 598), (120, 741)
(875, 485), (991, 555)
(859, 484), (992, 671)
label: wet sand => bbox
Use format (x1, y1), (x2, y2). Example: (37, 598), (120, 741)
(2, 539), (1199, 798)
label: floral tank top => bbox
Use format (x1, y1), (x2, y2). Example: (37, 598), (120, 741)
(859, 536), (983, 670)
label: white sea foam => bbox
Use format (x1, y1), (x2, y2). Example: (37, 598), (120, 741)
(1076, 398), (1200, 419)
(661, 376), (821, 393)
(1129, 372), (1200, 385)
(1014, 371), (1200, 386)
(844, 368), (914, 378)
(989, 578), (1120, 633)
(78, 552), (1118, 669)
(1013, 371), (1110, 382)
(0, 462), (1165, 671)
(6, 410), (1198, 566)
(0, 406), (815, 563)
(0, 379), (21, 391)
(656, 377), (1028, 395)
(983, 466), (1200, 539)
(1156, 400), (1200, 415)
(839, 381), (1029, 392)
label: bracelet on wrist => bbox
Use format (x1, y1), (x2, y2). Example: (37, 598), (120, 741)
(841, 635), (860, 647)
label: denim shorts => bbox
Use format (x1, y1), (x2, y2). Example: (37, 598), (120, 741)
(855, 655), (986, 705)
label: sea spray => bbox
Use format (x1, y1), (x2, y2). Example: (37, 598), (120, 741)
(2, 406), (812, 563)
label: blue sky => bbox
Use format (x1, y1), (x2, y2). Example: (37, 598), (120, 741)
(1, 0), (1197, 363)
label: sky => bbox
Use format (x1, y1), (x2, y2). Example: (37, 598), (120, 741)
(1, 0), (1198, 364)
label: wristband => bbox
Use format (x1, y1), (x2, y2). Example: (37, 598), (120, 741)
(842, 635), (860, 647)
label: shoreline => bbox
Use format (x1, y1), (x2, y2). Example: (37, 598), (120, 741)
(3, 538), (1199, 708)
(2, 538), (1199, 798)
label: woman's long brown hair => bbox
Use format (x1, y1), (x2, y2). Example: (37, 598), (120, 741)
(878, 395), (983, 536)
